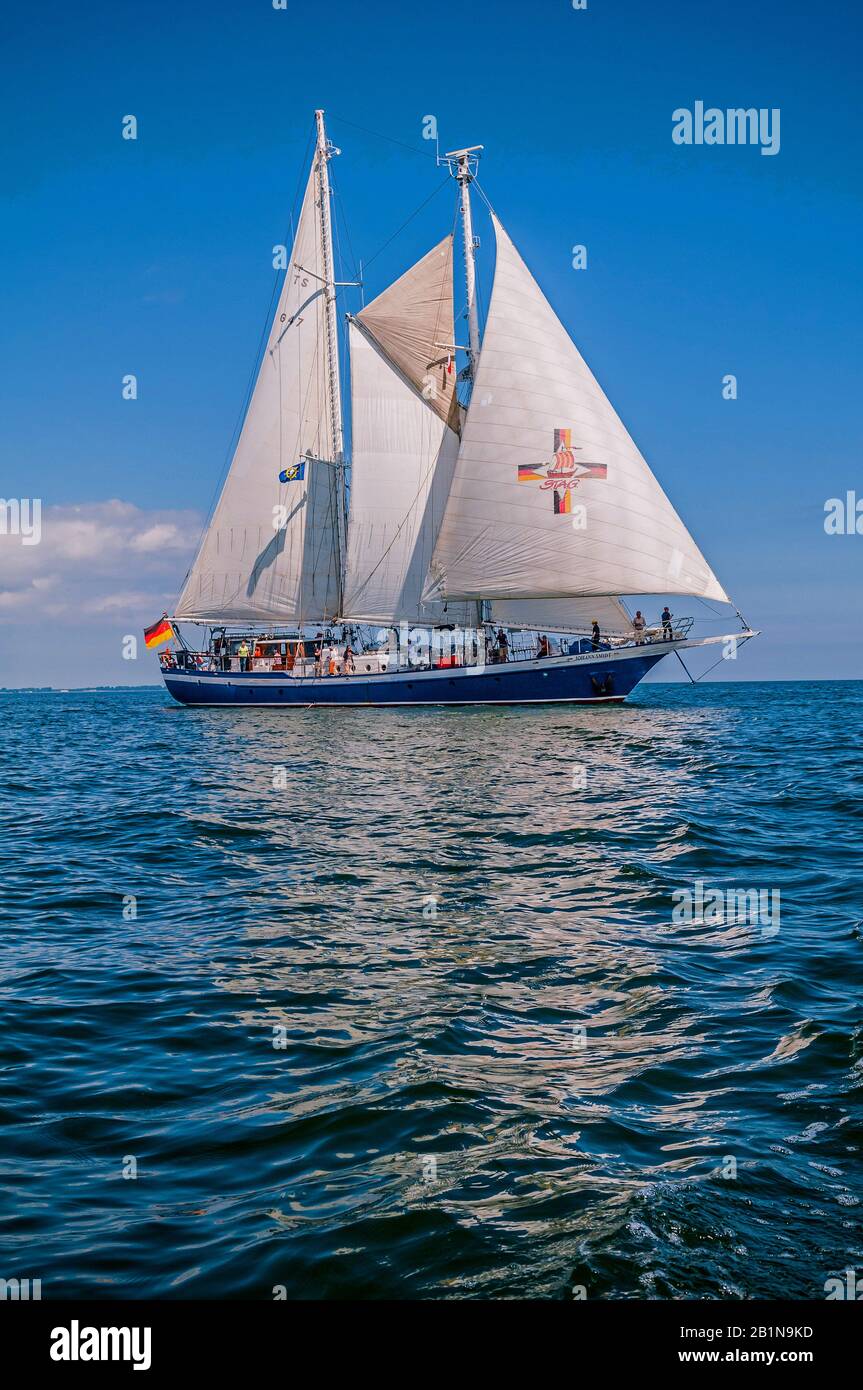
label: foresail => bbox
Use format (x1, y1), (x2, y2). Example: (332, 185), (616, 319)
(357, 235), (459, 432)
(175, 166), (341, 623)
(342, 320), (472, 627)
(425, 214), (729, 605)
(490, 596), (632, 634)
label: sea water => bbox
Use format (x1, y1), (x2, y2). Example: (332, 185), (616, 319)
(0, 681), (860, 1298)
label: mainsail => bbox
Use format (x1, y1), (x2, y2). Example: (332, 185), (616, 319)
(175, 161), (342, 624)
(341, 239), (472, 627)
(424, 214), (729, 605)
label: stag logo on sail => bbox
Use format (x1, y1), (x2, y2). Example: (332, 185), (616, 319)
(518, 429), (607, 515)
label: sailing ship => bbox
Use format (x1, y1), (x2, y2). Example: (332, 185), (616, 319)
(154, 111), (755, 707)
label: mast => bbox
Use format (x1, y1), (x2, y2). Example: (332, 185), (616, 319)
(444, 145), (483, 384)
(439, 145), (484, 630)
(314, 108), (347, 614)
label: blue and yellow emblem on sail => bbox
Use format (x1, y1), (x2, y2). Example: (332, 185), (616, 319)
(278, 460), (306, 484)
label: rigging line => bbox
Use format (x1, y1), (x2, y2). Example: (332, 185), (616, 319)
(328, 160), (361, 285)
(472, 178), (499, 221)
(674, 650), (697, 684)
(288, 119), (317, 244)
(694, 594), (735, 619)
(691, 635), (753, 683)
(327, 167), (356, 455)
(449, 193), (472, 413)
(182, 122), (318, 579)
(361, 177), (453, 273)
(326, 112), (439, 162)
(471, 180), (496, 339)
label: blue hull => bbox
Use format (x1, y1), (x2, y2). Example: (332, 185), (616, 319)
(162, 649), (667, 707)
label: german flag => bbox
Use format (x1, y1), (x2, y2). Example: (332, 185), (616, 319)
(144, 615), (174, 650)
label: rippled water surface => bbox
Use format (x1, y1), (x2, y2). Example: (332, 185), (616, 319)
(1, 682), (861, 1299)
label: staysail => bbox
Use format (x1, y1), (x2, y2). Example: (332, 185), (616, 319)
(341, 238), (472, 627)
(424, 214), (729, 605)
(175, 163), (341, 624)
(355, 236), (460, 432)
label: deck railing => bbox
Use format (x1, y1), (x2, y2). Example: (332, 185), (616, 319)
(159, 618), (694, 675)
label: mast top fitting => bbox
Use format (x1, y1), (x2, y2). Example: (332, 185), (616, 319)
(439, 145), (483, 181)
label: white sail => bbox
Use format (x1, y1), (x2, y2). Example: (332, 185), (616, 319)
(356, 236), (460, 432)
(425, 214), (729, 605)
(342, 319), (471, 626)
(490, 596), (632, 634)
(175, 164), (341, 623)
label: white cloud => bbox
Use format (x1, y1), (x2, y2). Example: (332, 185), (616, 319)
(0, 499), (202, 622)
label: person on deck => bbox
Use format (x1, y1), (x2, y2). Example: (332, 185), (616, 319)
(661, 605), (673, 640)
(537, 634), (550, 658)
(632, 612), (646, 645)
(591, 620), (601, 651)
(496, 627), (509, 663)
(237, 640), (251, 672)
(328, 646), (339, 676)
(313, 641), (323, 678)
(343, 645), (356, 675)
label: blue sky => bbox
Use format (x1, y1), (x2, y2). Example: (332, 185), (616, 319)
(1, 0), (860, 685)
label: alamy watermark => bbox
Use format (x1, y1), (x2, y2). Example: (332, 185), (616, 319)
(374, 623), (486, 673)
(824, 1269), (863, 1300)
(672, 880), (780, 937)
(0, 1277), (41, 1300)
(0, 497), (41, 545)
(673, 102), (780, 156)
(824, 491), (863, 535)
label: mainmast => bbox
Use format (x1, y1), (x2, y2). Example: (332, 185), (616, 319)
(314, 108), (347, 613)
(443, 145), (483, 386)
(441, 145), (485, 629)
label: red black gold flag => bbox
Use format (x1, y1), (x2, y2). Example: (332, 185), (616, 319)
(144, 616), (174, 650)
